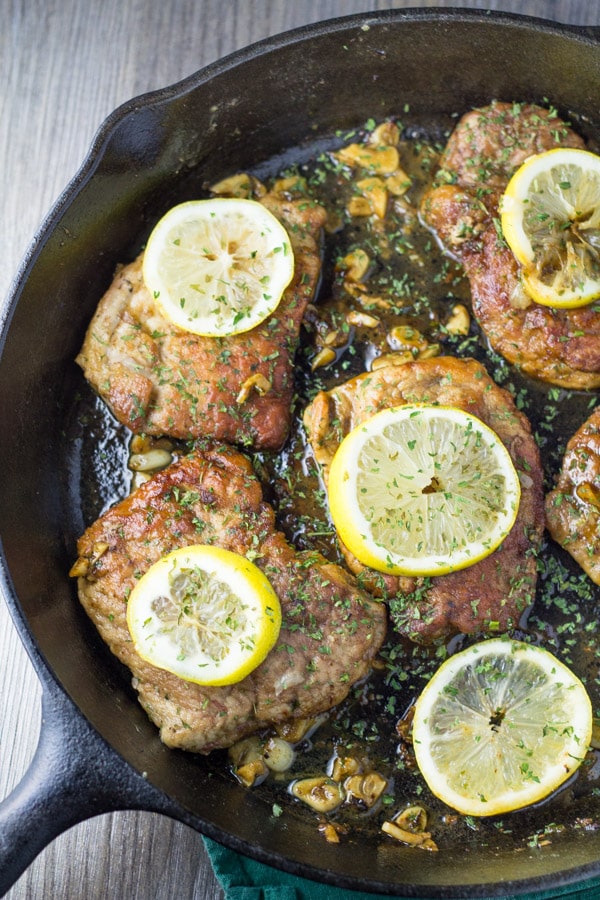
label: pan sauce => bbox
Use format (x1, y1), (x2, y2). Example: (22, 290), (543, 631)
(70, 111), (600, 855)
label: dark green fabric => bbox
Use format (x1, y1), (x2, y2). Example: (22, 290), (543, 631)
(203, 837), (600, 900)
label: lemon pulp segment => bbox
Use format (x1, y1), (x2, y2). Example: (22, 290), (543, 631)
(142, 198), (294, 336)
(412, 638), (592, 816)
(500, 148), (600, 308)
(126, 544), (281, 685)
(327, 404), (521, 577)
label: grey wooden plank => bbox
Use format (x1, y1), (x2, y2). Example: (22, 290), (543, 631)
(1, 0), (598, 897)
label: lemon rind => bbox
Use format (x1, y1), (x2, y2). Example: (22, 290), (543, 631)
(500, 148), (600, 309)
(412, 638), (593, 817)
(127, 544), (281, 686)
(327, 404), (521, 578)
(142, 198), (294, 337)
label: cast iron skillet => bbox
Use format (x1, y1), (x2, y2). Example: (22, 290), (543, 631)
(1, 8), (600, 897)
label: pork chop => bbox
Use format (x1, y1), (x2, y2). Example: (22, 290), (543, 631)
(76, 193), (326, 450)
(420, 101), (600, 390)
(303, 356), (545, 643)
(546, 406), (600, 584)
(71, 444), (387, 753)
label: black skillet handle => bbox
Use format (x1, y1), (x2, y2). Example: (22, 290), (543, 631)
(0, 674), (174, 897)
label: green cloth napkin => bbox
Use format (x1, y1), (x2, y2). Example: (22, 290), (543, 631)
(203, 837), (600, 900)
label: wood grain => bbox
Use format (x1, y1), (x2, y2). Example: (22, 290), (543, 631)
(1, 1), (599, 897)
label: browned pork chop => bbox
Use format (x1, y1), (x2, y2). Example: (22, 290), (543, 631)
(420, 101), (600, 390)
(76, 193), (326, 450)
(72, 444), (387, 753)
(546, 407), (600, 584)
(303, 356), (545, 643)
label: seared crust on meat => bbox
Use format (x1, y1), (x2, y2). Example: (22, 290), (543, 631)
(73, 444), (387, 753)
(436, 102), (583, 189)
(546, 407), (600, 584)
(76, 194), (326, 450)
(303, 356), (545, 643)
(420, 101), (600, 390)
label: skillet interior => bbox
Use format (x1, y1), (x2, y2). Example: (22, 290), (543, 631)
(1, 9), (600, 896)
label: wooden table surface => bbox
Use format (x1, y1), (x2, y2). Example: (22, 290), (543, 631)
(1, 1), (599, 897)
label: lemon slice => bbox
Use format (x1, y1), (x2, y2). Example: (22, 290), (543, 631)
(500, 148), (600, 308)
(142, 198), (294, 336)
(126, 544), (281, 685)
(326, 404), (521, 577)
(412, 638), (592, 816)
